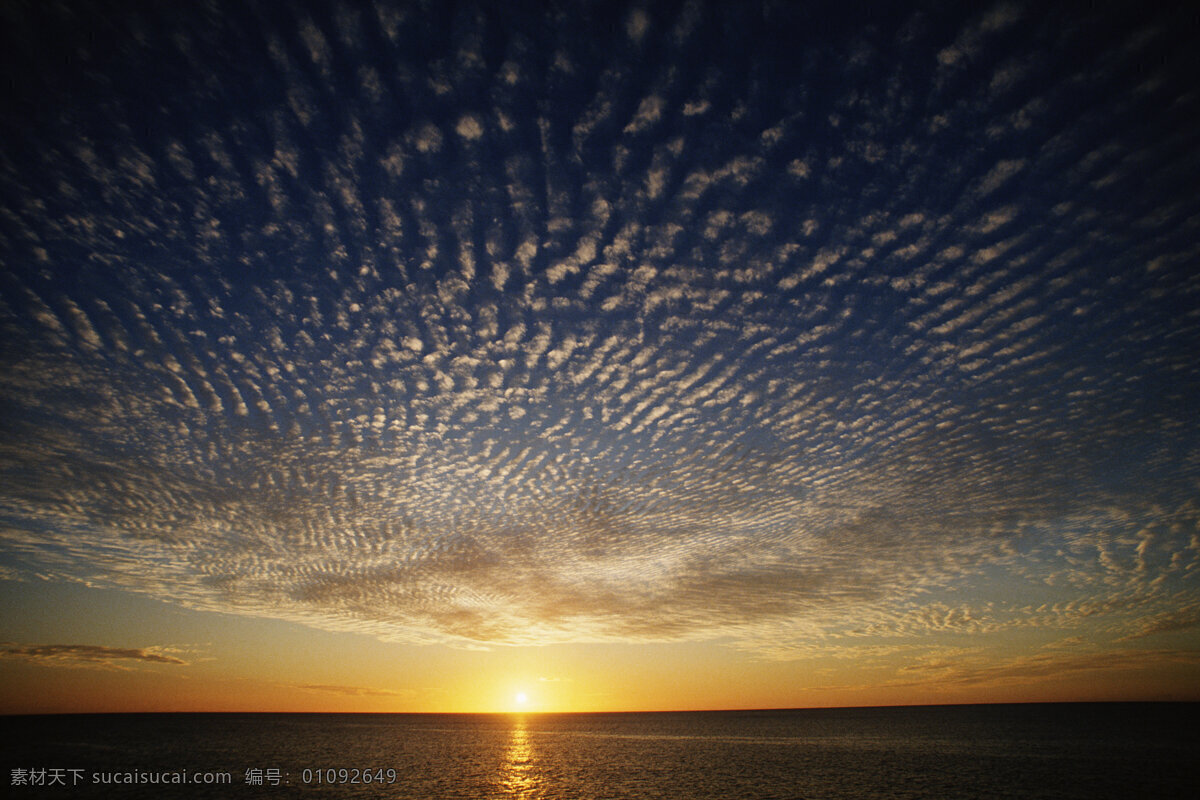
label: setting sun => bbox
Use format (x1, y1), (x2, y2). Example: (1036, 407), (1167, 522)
(514, 692), (528, 707)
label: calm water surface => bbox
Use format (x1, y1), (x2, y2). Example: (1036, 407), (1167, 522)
(3, 704), (1197, 799)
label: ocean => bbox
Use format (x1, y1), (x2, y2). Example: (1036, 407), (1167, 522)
(3, 704), (1197, 798)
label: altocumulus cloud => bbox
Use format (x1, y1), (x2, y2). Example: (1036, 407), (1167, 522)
(0, 0), (1198, 658)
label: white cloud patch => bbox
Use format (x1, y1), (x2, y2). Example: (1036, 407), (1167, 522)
(976, 158), (1026, 196)
(624, 95), (664, 134)
(412, 122), (443, 153)
(626, 8), (650, 42)
(456, 114), (484, 140)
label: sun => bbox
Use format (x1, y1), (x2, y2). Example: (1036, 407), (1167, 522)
(514, 691), (528, 706)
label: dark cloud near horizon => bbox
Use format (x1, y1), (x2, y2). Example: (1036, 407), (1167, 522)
(1, 0), (1198, 656)
(0, 643), (187, 667)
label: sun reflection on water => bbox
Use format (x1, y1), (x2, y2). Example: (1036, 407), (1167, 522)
(494, 716), (544, 799)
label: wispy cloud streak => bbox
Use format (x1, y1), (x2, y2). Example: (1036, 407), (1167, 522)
(0, 644), (188, 669)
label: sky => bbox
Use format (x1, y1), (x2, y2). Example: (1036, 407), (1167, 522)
(1, 0), (1198, 714)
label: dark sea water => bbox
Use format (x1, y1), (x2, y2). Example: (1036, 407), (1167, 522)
(3, 704), (1197, 799)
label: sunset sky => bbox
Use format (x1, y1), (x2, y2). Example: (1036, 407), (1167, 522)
(1, 0), (1199, 714)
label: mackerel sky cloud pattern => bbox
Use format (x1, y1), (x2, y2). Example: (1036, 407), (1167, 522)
(1, 0), (1198, 659)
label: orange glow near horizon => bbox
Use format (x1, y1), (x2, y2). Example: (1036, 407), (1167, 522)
(3, 623), (1199, 716)
(1, 573), (1197, 716)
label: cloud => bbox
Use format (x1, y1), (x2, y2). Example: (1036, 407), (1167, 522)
(975, 158), (1026, 196)
(456, 114), (484, 141)
(411, 122), (443, 153)
(0, 0), (1197, 670)
(0, 644), (188, 669)
(624, 95), (664, 134)
(937, 2), (1023, 67)
(626, 9), (650, 42)
(1118, 604), (1200, 641)
(892, 646), (1200, 689)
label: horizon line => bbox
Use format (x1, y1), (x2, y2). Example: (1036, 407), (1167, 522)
(5, 698), (1197, 718)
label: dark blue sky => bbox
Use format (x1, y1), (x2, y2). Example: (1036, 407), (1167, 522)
(1, 0), (1198, 675)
